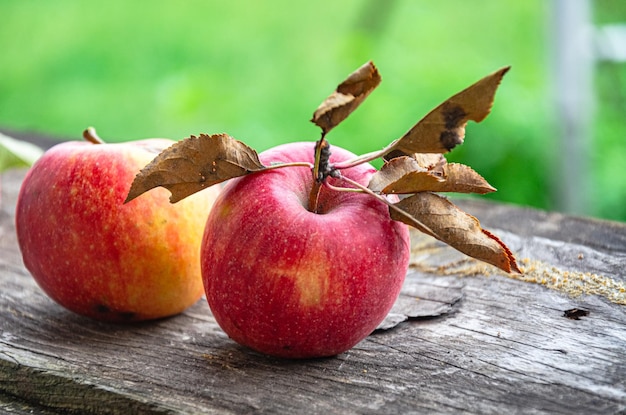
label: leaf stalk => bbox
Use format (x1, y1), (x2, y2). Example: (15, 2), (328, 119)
(332, 140), (398, 170)
(327, 174), (436, 237)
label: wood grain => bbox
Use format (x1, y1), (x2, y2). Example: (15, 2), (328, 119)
(1, 168), (625, 415)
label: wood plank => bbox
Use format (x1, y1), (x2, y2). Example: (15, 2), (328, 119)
(1, 168), (625, 414)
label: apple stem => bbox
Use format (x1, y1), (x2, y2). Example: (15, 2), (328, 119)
(264, 160), (322, 212)
(308, 180), (323, 213)
(258, 160), (320, 212)
(308, 135), (331, 213)
(83, 127), (105, 145)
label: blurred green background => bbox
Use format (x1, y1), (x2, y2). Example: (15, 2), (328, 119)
(1, 1), (625, 221)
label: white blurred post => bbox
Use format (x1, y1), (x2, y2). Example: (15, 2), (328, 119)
(552, 0), (594, 216)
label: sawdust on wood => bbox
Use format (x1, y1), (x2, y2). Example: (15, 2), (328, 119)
(409, 232), (626, 306)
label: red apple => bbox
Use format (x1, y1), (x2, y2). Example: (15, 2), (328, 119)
(15, 134), (220, 322)
(201, 142), (410, 358)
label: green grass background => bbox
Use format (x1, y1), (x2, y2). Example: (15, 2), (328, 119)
(1, 1), (625, 221)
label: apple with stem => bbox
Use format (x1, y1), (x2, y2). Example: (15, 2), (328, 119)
(15, 128), (220, 322)
(124, 61), (519, 357)
(201, 142), (411, 358)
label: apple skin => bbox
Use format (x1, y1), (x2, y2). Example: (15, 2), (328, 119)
(15, 139), (220, 322)
(201, 142), (410, 358)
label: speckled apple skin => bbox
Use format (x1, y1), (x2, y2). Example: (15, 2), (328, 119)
(201, 142), (410, 358)
(16, 139), (220, 322)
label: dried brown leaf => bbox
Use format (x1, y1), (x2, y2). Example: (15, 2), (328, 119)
(390, 192), (520, 273)
(369, 156), (495, 195)
(368, 156), (430, 193)
(387, 66), (510, 156)
(438, 163), (496, 194)
(413, 153), (447, 173)
(125, 133), (265, 204)
(381, 170), (447, 194)
(384, 163), (496, 195)
(311, 61), (381, 135)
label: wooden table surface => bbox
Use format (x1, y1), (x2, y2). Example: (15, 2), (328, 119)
(1, 154), (625, 414)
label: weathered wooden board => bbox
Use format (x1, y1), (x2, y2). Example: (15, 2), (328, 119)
(1, 166), (625, 415)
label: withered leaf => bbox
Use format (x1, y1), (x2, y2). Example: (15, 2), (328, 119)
(386, 66), (510, 156)
(368, 156), (441, 193)
(390, 192), (520, 273)
(442, 163), (496, 194)
(369, 156), (496, 195)
(383, 170), (445, 194)
(413, 153), (447, 172)
(386, 163), (496, 195)
(311, 61), (381, 135)
(125, 133), (265, 204)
